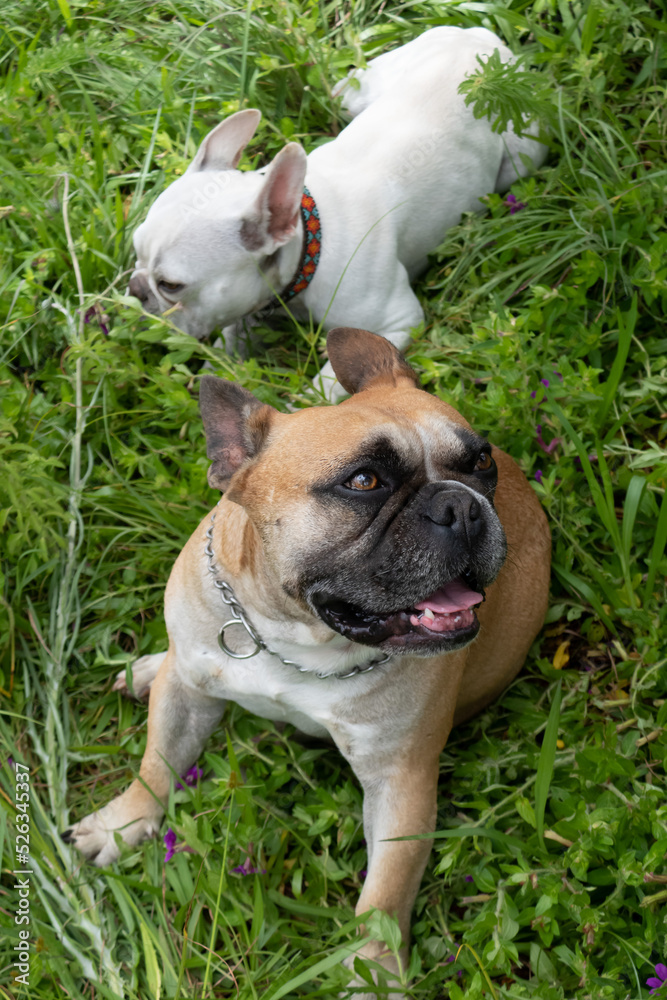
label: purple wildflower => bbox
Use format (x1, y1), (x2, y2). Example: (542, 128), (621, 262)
(164, 828), (177, 863)
(446, 940), (459, 964)
(506, 193), (527, 214)
(232, 857), (266, 876)
(175, 764), (202, 790)
(83, 304), (110, 336)
(647, 963), (667, 994)
(531, 375), (558, 405)
(232, 844), (266, 876)
(464, 875), (474, 883)
(536, 425), (561, 455)
(445, 943), (463, 978)
(535, 469), (544, 484)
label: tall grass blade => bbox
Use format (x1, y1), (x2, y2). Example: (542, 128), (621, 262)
(455, 943), (499, 1000)
(552, 564), (615, 631)
(597, 295), (637, 432)
(621, 475), (646, 574)
(262, 939), (366, 1000)
(534, 679), (562, 848)
(545, 393), (621, 550)
(644, 485), (667, 604)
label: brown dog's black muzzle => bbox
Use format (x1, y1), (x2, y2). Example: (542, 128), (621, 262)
(420, 482), (485, 543)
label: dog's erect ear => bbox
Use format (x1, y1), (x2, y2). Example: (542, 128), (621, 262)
(326, 328), (419, 395)
(199, 376), (276, 492)
(187, 109), (261, 173)
(240, 143), (307, 253)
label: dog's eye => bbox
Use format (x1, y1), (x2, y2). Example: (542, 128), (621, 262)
(475, 451), (493, 472)
(345, 470), (380, 491)
(158, 280), (185, 294)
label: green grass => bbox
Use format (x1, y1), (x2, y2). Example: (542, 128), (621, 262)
(1, 0), (666, 997)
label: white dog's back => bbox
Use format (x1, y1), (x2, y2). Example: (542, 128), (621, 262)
(334, 25), (544, 197)
(306, 27), (543, 277)
(336, 26), (504, 117)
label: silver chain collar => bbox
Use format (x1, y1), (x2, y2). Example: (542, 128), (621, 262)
(205, 510), (391, 680)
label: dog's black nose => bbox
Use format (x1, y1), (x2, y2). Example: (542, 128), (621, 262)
(424, 485), (483, 539)
(129, 273), (150, 303)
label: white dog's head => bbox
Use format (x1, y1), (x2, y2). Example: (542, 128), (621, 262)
(129, 109), (307, 338)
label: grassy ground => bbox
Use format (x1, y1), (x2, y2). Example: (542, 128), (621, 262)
(1, 0), (666, 997)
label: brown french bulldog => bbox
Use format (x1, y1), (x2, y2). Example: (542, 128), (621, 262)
(64, 328), (550, 997)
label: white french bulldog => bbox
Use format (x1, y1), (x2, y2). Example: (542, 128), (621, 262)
(130, 26), (547, 395)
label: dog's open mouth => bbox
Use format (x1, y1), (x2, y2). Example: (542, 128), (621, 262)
(314, 574), (485, 652)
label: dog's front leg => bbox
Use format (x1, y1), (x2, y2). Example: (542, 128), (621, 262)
(64, 651), (225, 866)
(345, 751), (441, 998)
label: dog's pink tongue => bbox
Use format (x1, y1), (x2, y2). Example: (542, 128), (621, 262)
(414, 577), (483, 614)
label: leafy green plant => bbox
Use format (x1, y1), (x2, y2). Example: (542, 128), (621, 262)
(458, 48), (556, 137)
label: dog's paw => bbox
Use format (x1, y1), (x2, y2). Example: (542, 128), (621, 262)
(113, 652), (165, 699)
(62, 793), (162, 866)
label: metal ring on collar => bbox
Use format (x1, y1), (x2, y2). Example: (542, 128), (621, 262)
(218, 620), (263, 659)
(207, 508), (391, 678)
